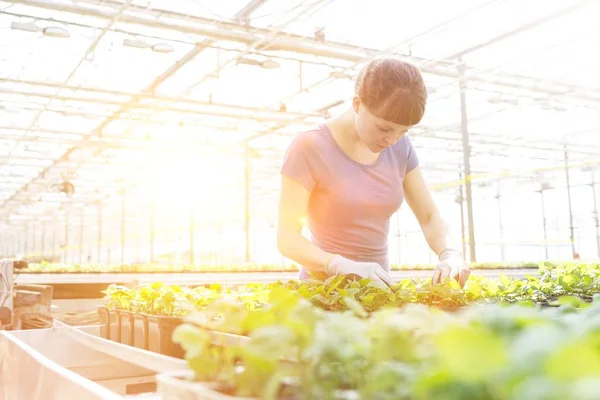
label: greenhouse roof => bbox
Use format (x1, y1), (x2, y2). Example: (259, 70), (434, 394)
(1, 0), (599, 234)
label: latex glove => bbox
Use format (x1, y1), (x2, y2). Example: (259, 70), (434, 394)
(432, 248), (470, 287)
(325, 254), (395, 289)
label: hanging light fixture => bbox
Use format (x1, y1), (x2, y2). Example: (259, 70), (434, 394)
(123, 38), (150, 49)
(259, 59), (280, 69)
(329, 70), (352, 79)
(43, 26), (70, 38)
(152, 43), (175, 53)
(10, 21), (41, 33)
(237, 57), (280, 69)
(11, 21), (70, 38)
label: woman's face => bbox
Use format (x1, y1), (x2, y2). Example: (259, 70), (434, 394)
(353, 97), (412, 153)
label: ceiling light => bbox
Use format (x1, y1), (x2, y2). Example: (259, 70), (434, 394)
(260, 59), (280, 69)
(329, 70), (352, 79)
(237, 57), (261, 66)
(152, 43), (175, 53)
(43, 26), (70, 38)
(123, 38), (150, 49)
(10, 21), (41, 33)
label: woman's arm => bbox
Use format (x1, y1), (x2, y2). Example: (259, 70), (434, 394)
(403, 167), (457, 253)
(403, 167), (469, 285)
(277, 174), (333, 279)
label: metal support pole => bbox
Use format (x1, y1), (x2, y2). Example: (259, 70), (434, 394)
(41, 222), (45, 261)
(457, 172), (467, 258)
(299, 61), (303, 92)
(539, 189), (549, 259)
(189, 203), (195, 266)
(590, 168), (600, 258)
(396, 212), (401, 265)
(23, 224), (28, 260)
(64, 212), (70, 263)
(564, 148), (576, 258)
(458, 62), (476, 262)
(496, 182), (505, 261)
(121, 193), (126, 264)
(31, 223), (36, 259)
(79, 210), (84, 264)
(52, 224), (56, 260)
(98, 202), (103, 263)
(150, 197), (155, 263)
(244, 145), (251, 263)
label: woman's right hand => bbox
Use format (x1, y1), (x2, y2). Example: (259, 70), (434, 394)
(325, 254), (395, 289)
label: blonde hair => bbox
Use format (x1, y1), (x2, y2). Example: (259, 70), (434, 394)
(355, 58), (428, 126)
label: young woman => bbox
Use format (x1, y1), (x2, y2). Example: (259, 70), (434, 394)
(277, 58), (470, 288)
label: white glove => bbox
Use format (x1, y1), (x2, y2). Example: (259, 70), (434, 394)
(432, 248), (470, 287)
(325, 254), (395, 289)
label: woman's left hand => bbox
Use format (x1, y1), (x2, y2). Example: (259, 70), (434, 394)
(432, 248), (470, 287)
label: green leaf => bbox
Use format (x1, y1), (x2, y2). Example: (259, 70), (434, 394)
(359, 278), (371, 287)
(546, 337), (600, 380)
(172, 323), (210, 359)
(241, 309), (276, 333)
(209, 283), (222, 292)
(343, 296), (368, 318)
(433, 324), (507, 382)
(466, 279), (482, 298)
(268, 286), (299, 313)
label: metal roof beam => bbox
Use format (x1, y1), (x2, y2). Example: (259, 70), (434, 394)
(9, 0), (599, 102)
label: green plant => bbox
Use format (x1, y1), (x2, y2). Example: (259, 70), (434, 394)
(173, 291), (600, 399)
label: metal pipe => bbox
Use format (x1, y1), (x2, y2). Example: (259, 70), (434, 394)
(0, 88), (320, 122)
(496, 182), (505, 261)
(0, 77), (323, 116)
(564, 147), (576, 258)
(40, 222), (45, 260)
(458, 172), (467, 258)
(31, 222), (36, 259)
(539, 189), (549, 259)
(98, 202), (103, 263)
(396, 212), (401, 265)
(23, 224), (28, 260)
(121, 193), (126, 264)
(458, 62), (477, 262)
(79, 211), (84, 264)
(64, 212), (69, 263)
(244, 145), (251, 263)
(591, 168), (600, 258)
(189, 204), (195, 266)
(52, 224), (56, 260)
(298, 61), (303, 93)
(150, 197), (155, 263)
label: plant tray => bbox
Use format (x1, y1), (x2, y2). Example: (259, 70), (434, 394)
(98, 306), (184, 358)
(97, 307), (249, 358)
(157, 370), (255, 400)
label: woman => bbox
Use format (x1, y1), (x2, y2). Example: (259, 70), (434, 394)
(277, 58), (470, 288)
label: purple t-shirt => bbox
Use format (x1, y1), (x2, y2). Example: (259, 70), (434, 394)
(280, 123), (419, 279)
